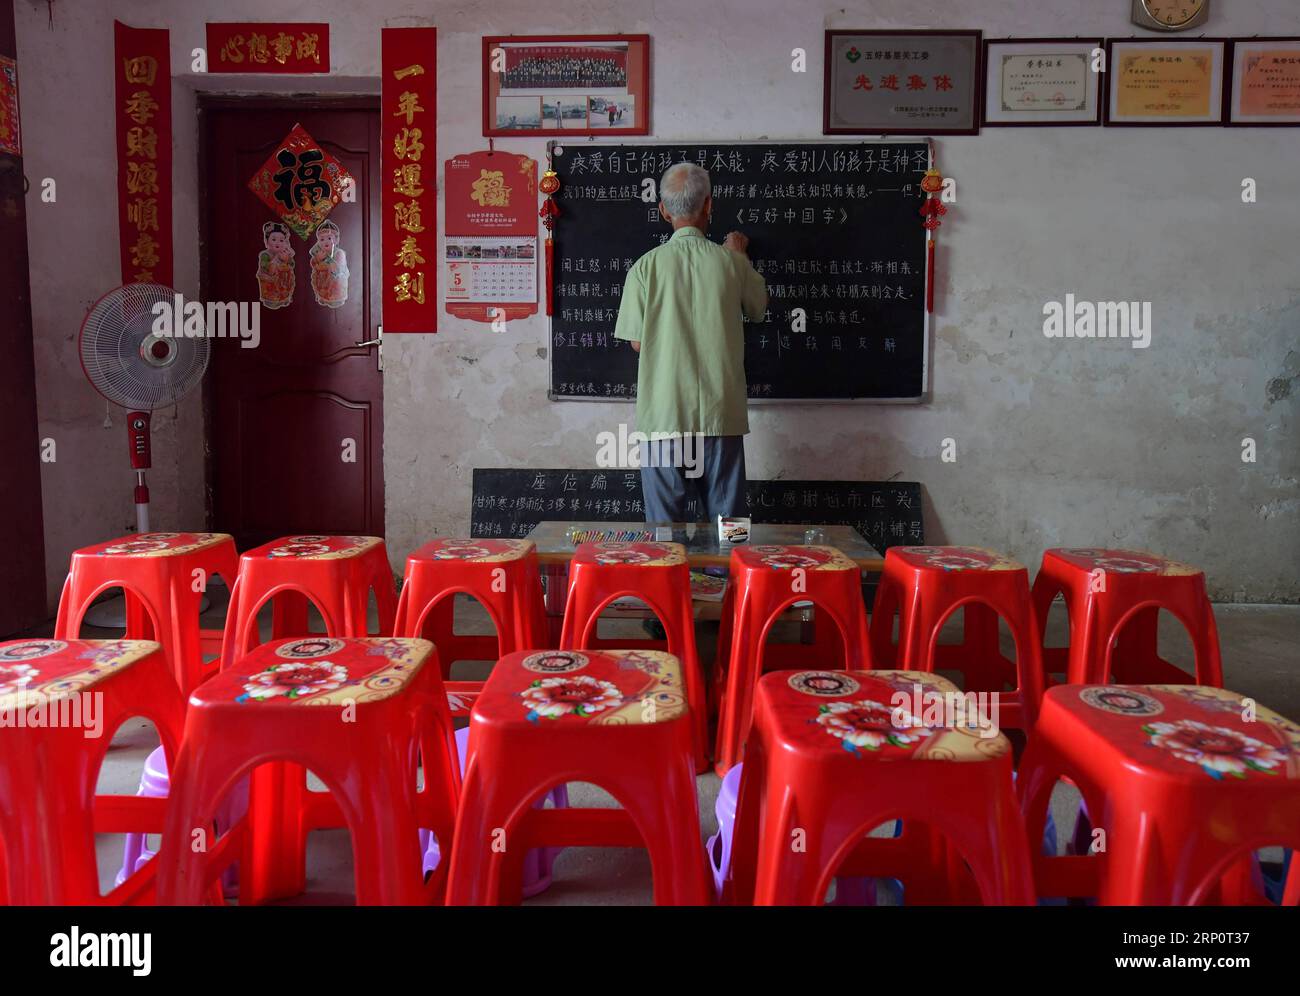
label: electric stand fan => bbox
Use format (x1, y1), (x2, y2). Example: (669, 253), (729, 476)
(77, 283), (212, 626)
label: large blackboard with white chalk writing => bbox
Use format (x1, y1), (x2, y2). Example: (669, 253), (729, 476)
(548, 141), (930, 402)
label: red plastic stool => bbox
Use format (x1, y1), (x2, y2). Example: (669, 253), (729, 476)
(55, 531), (238, 694)
(869, 545), (1045, 732)
(725, 669), (1033, 905)
(446, 649), (711, 905)
(559, 542), (708, 770)
(219, 535), (397, 902)
(1031, 548), (1223, 686)
(394, 538), (549, 716)
(155, 637), (459, 905)
(221, 535), (397, 666)
(713, 544), (871, 775)
(0, 639), (184, 905)
(1019, 684), (1300, 904)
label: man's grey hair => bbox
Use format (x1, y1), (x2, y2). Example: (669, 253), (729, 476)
(660, 162), (711, 220)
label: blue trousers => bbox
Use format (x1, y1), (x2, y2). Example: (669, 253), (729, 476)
(639, 435), (747, 523)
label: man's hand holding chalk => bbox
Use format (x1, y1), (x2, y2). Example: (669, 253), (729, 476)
(723, 231), (750, 255)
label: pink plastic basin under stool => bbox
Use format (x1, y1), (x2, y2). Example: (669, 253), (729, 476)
(707, 763), (877, 905)
(116, 745), (246, 893)
(420, 726), (569, 898)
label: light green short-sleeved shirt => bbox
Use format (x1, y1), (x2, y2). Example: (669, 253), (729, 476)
(613, 227), (769, 436)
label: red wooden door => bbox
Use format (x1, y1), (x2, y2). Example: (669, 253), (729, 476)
(0, 0), (48, 634)
(204, 102), (383, 548)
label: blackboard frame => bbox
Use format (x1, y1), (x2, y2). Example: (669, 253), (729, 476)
(545, 138), (933, 405)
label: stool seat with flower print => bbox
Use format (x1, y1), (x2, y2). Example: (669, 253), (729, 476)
(724, 669), (1034, 906)
(55, 532), (239, 694)
(155, 637), (459, 906)
(1018, 684), (1300, 905)
(869, 546), (1045, 732)
(713, 544), (871, 774)
(219, 535), (398, 903)
(1030, 548), (1223, 687)
(559, 542), (708, 771)
(0, 639), (184, 905)
(446, 649), (711, 905)
(394, 538), (549, 717)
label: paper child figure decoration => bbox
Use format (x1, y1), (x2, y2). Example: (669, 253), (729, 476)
(256, 220), (295, 309)
(309, 219), (349, 308)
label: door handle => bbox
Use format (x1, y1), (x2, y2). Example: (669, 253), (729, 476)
(355, 327), (382, 371)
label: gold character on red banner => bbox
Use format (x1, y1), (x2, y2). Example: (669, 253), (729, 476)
(310, 219), (349, 309)
(257, 220), (296, 309)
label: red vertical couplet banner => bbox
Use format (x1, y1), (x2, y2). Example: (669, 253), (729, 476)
(381, 27), (437, 333)
(115, 21), (172, 287)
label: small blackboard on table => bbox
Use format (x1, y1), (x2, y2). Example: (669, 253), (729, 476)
(470, 468), (923, 555)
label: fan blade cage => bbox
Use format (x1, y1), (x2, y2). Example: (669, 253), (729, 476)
(79, 283), (211, 411)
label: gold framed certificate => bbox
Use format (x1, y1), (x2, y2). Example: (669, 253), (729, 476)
(983, 38), (1103, 126)
(824, 30), (982, 135)
(1227, 37), (1300, 126)
(1105, 38), (1228, 126)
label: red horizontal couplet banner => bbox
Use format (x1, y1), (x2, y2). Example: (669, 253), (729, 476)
(114, 20), (172, 287)
(381, 27), (437, 333)
(206, 23), (329, 73)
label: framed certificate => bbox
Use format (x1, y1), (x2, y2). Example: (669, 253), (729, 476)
(1104, 38), (1228, 126)
(824, 30), (982, 135)
(1227, 37), (1300, 126)
(982, 38), (1103, 126)
(482, 34), (650, 138)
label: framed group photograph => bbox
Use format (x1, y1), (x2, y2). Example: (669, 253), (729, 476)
(824, 29), (982, 135)
(1227, 37), (1300, 126)
(1104, 38), (1228, 126)
(482, 34), (650, 137)
(982, 38), (1104, 126)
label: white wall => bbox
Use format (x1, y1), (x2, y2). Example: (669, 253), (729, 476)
(17, 0), (1299, 606)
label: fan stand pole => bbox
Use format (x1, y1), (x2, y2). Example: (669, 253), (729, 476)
(135, 471), (150, 533)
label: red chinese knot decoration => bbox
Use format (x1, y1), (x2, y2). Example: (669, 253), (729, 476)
(919, 165), (946, 314)
(539, 167), (561, 316)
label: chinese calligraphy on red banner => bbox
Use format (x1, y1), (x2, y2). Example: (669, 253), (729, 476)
(382, 27), (437, 333)
(443, 151), (538, 324)
(206, 23), (330, 74)
(115, 21), (172, 286)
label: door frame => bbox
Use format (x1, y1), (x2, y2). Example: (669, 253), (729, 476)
(196, 94), (382, 536)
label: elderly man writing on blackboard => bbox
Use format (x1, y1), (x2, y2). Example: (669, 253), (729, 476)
(614, 162), (769, 524)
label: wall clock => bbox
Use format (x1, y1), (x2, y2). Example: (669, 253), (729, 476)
(1131, 0), (1210, 31)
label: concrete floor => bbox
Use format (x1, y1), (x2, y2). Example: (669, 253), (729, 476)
(31, 587), (1300, 905)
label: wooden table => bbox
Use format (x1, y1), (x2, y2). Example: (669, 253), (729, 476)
(524, 520), (885, 571)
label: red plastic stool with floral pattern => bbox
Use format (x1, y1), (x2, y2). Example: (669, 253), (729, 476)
(1030, 548), (1223, 687)
(219, 535), (398, 902)
(155, 637), (459, 906)
(446, 649), (711, 905)
(713, 544), (871, 774)
(1018, 683), (1300, 905)
(220, 535), (397, 667)
(869, 545), (1045, 732)
(559, 542), (708, 770)
(55, 532), (239, 694)
(394, 538), (549, 716)
(0, 639), (185, 905)
(724, 669), (1034, 906)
